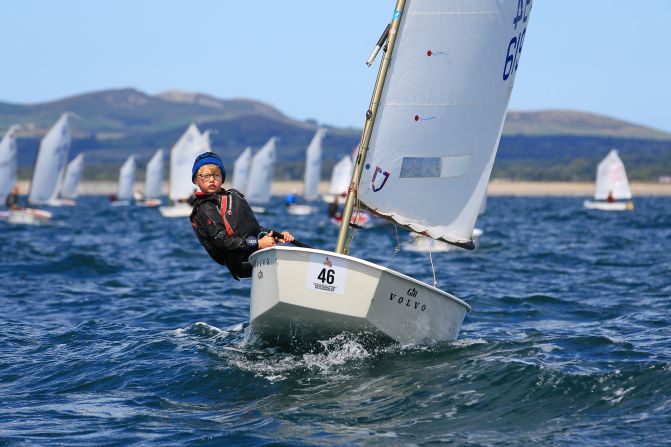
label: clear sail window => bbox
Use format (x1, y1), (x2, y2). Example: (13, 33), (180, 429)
(400, 155), (470, 178)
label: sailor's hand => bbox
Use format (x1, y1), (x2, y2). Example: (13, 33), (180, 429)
(258, 231), (276, 249)
(281, 231), (294, 243)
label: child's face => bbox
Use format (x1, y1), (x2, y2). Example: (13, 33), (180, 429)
(194, 165), (223, 193)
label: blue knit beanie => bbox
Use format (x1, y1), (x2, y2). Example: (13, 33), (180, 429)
(192, 152), (226, 183)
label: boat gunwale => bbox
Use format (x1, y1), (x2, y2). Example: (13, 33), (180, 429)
(249, 245), (471, 311)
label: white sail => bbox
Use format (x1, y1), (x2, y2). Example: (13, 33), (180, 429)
(594, 149), (631, 200)
(168, 124), (204, 202)
(359, 0), (532, 245)
(60, 153), (84, 200)
(328, 155), (354, 195)
(0, 125), (19, 205)
(144, 149), (164, 199)
(232, 147), (253, 194)
(116, 156), (136, 201)
(28, 114), (71, 204)
(201, 130), (212, 152)
(478, 194), (487, 216)
(303, 128), (326, 201)
(246, 137), (276, 204)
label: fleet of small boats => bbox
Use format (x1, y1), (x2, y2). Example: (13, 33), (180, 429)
(3, 0), (658, 354)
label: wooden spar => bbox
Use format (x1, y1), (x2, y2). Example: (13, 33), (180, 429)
(335, 0), (407, 255)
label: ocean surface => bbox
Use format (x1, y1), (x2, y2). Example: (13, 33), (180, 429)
(1, 196), (670, 446)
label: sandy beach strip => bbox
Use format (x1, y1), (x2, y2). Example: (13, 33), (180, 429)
(15, 180), (671, 197)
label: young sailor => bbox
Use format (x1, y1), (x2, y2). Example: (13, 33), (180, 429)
(189, 152), (294, 280)
(5, 185), (21, 210)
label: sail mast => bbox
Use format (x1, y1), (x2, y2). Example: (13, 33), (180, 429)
(335, 0), (406, 255)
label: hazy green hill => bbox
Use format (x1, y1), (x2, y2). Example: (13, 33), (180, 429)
(504, 110), (671, 140)
(3, 88), (671, 181)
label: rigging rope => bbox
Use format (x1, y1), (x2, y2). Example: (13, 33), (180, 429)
(428, 241), (437, 288)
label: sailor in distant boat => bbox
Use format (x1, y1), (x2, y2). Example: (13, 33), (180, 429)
(5, 185), (21, 210)
(607, 191), (615, 203)
(189, 152), (294, 280)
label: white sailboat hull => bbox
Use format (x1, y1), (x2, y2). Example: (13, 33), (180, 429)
(249, 246), (470, 347)
(286, 204), (317, 216)
(583, 200), (634, 211)
(159, 204), (193, 217)
(0, 208), (52, 225)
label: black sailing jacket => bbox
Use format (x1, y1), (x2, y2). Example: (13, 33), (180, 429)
(190, 189), (269, 280)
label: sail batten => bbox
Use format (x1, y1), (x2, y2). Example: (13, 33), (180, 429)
(358, 0), (532, 245)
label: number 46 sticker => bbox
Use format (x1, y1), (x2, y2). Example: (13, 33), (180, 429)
(305, 254), (348, 295)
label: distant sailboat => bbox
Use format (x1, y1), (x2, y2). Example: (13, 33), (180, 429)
(246, 137), (277, 214)
(58, 153), (84, 206)
(0, 126), (19, 206)
(159, 124), (204, 217)
(287, 129), (326, 215)
(322, 154), (354, 204)
(248, 0), (532, 347)
(584, 149), (634, 211)
(111, 156), (136, 206)
(28, 113), (71, 206)
(232, 147), (253, 194)
(0, 125), (52, 224)
(138, 149), (164, 207)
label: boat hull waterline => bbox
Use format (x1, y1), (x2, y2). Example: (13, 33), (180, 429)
(583, 200), (634, 211)
(0, 208), (52, 225)
(248, 246), (470, 346)
(159, 204), (193, 218)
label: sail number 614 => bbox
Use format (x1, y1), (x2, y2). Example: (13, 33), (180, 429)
(502, 0), (532, 81)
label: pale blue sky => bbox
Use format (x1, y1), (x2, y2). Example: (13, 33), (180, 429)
(2, 1), (670, 132)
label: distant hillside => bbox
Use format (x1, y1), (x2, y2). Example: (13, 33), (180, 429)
(3, 88), (671, 181)
(504, 110), (671, 140)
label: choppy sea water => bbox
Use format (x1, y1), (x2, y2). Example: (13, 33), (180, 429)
(1, 196), (670, 446)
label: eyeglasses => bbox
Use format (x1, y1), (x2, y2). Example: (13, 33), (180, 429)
(196, 173), (222, 181)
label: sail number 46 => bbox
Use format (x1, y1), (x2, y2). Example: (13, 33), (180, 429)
(317, 268), (335, 285)
(502, 0), (532, 81)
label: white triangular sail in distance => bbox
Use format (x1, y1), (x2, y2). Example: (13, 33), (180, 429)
(328, 155), (354, 196)
(594, 149), (632, 200)
(303, 128), (326, 201)
(0, 125), (19, 205)
(28, 113), (71, 204)
(168, 124), (203, 203)
(116, 156), (136, 201)
(359, 1), (530, 246)
(144, 149), (164, 200)
(478, 194), (487, 217)
(60, 153), (84, 200)
(246, 137), (276, 205)
(232, 147), (252, 194)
